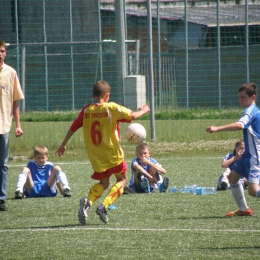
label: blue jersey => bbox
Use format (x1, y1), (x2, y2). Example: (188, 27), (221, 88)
(24, 160), (58, 198)
(233, 103), (260, 183)
(222, 152), (236, 170)
(27, 160), (54, 185)
(129, 157), (158, 187)
(239, 103), (260, 165)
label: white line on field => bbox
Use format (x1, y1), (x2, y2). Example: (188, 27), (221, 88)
(0, 226), (259, 233)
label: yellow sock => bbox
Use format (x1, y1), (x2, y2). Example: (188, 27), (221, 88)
(103, 182), (124, 210)
(87, 183), (104, 206)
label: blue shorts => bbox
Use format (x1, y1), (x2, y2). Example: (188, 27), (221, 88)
(24, 182), (58, 198)
(232, 156), (260, 184)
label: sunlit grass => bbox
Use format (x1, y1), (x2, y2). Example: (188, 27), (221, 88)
(1, 156), (259, 259)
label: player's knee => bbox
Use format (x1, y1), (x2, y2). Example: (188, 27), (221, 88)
(248, 189), (257, 197)
(248, 184), (258, 197)
(100, 180), (110, 190)
(228, 172), (240, 184)
(53, 165), (61, 172)
(22, 166), (30, 174)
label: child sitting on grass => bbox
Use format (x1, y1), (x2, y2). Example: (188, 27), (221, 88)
(129, 142), (169, 193)
(14, 145), (71, 199)
(217, 139), (248, 190)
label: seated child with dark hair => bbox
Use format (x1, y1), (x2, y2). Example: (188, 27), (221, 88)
(217, 139), (248, 190)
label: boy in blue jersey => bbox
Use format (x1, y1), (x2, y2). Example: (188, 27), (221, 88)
(207, 82), (260, 217)
(217, 139), (248, 190)
(129, 142), (169, 193)
(14, 145), (71, 199)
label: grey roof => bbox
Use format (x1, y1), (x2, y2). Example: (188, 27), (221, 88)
(101, 4), (260, 27)
(100, 0), (226, 3)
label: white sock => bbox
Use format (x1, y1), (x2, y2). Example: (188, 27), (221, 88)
(56, 171), (70, 190)
(222, 171), (229, 178)
(15, 172), (28, 192)
(230, 182), (248, 211)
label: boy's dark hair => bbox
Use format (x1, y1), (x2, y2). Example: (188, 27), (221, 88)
(93, 81), (110, 98)
(136, 142), (149, 151)
(0, 39), (7, 50)
(239, 83), (257, 97)
(233, 139), (244, 155)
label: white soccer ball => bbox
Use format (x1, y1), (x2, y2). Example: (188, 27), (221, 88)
(125, 123), (147, 144)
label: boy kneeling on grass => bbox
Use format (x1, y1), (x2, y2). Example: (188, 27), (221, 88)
(14, 145), (71, 199)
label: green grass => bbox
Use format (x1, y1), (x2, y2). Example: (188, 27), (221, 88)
(1, 156), (259, 259)
(3, 110), (254, 259)
(9, 119), (243, 161)
(8, 109), (244, 161)
(20, 108), (242, 122)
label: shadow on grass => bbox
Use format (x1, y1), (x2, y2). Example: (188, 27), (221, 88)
(163, 216), (226, 220)
(0, 223), (107, 231)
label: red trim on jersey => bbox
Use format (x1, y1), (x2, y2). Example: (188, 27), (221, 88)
(70, 104), (93, 132)
(91, 161), (128, 180)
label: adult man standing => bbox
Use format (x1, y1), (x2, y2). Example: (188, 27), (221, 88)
(0, 39), (24, 211)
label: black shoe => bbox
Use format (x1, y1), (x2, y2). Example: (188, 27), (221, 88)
(159, 177), (169, 192)
(220, 181), (227, 190)
(96, 204), (108, 224)
(14, 190), (23, 199)
(0, 200), (8, 211)
(63, 188), (71, 197)
(78, 198), (90, 225)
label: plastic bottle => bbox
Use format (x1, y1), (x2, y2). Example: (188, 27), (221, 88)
(180, 184), (198, 193)
(190, 186), (216, 195)
(169, 187), (178, 193)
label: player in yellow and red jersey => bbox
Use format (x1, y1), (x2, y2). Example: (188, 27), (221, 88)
(56, 80), (150, 224)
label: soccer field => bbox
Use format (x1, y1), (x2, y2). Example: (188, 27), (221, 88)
(1, 156), (259, 259)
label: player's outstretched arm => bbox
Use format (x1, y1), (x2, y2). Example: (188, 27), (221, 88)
(56, 129), (75, 157)
(206, 122), (243, 133)
(131, 104), (150, 119)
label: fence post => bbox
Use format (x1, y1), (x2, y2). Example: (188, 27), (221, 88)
(147, 0), (155, 140)
(21, 46), (26, 113)
(115, 0), (126, 104)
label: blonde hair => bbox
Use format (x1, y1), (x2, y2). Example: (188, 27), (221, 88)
(34, 145), (49, 157)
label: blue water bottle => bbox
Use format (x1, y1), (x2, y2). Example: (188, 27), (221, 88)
(169, 187), (178, 193)
(180, 184), (197, 193)
(190, 187), (216, 195)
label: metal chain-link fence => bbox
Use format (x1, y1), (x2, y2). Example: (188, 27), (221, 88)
(1, 0), (260, 111)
